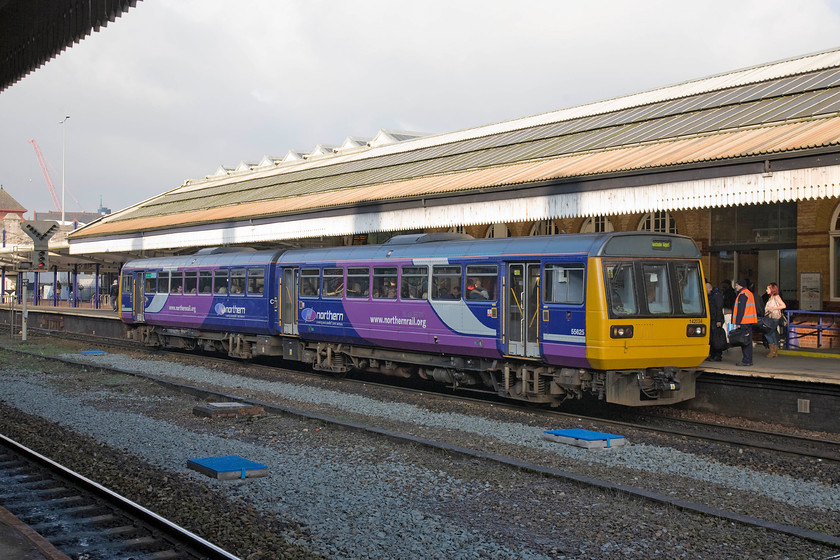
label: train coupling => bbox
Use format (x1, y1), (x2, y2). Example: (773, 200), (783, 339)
(645, 367), (681, 393)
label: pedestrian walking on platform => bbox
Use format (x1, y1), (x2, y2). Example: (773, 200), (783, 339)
(763, 282), (786, 358)
(706, 282), (725, 361)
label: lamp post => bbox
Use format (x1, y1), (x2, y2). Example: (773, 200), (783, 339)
(59, 115), (70, 224)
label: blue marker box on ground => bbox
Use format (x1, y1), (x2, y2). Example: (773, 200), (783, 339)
(187, 455), (269, 480)
(542, 428), (626, 448)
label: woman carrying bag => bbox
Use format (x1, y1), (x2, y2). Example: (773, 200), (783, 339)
(762, 282), (786, 358)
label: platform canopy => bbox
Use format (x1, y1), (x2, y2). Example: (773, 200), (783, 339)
(68, 47), (840, 257)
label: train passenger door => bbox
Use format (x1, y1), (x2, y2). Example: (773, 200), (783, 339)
(505, 263), (540, 357)
(132, 271), (145, 322)
(281, 267), (298, 335)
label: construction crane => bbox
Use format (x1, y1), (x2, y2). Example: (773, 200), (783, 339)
(28, 139), (62, 212)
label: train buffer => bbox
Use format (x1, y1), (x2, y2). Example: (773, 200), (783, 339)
(187, 455), (269, 480)
(542, 428), (626, 449)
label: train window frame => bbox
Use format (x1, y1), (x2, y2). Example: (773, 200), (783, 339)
(465, 264), (497, 301)
(346, 267), (370, 299)
(121, 274), (131, 294)
(157, 271), (170, 294)
(400, 266), (428, 300)
(213, 269), (228, 295)
(372, 267), (398, 299)
(432, 265), (462, 301)
(184, 271), (197, 294)
(544, 263), (585, 304)
(198, 271), (212, 295)
(300, 268), (320, 298)
(169, 271), (184, 294)
(144, 272), (158, 294)
(322, 267), (344, 298)
(604, 261), (638, 317)
(247, 268), (265, 296)
(230, 268), (246, 295)
(675, 262), (705, 315)
(642, 263), (672, 315)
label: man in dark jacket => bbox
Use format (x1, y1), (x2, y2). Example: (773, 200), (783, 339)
(720, 279), (736, 313)
(706, 282), (725, 361)
(109, 280), (119, 311)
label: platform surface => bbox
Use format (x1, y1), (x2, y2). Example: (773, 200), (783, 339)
(0, 506), (70, 560)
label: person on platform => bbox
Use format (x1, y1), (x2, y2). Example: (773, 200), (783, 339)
(762, 282), (787, 358)
(732, 279), (758, 366)
(706, 282), (725, 361)
(720, 279), (736, 314)
(109, 280), (119, 311)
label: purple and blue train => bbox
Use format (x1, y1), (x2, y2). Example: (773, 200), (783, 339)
(121, 232), (710, 406)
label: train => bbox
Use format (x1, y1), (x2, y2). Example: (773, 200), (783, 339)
(119, 231), (709, 406)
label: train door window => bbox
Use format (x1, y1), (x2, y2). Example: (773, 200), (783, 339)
(230, 269), (246, 295)
(182, 271), (196, 294)
(432, 265), (462, 300)
(247, 268), (265, 296)
(346, 267), (369, 298)
(401, 266), (428, 300)
(466, 265), (497, 300)
(642, 263), (672, 314)
(373, 267), (398, 299)
(544, 264), (585, 304)
(171, 272), (185, 294)
(121, 274), (131, 294)
(144, 272), (157, 294)
(198, 271), (212, 294)
(157, 272), (170, 294)
(675, 262), (704, 315)
(214, 270), (228, 295)
(604, 262), (638, 316)
(323, 267), (344, 298)
(300, 268), (320, 297)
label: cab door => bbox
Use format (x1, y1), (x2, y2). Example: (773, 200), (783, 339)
(132, 271), (145, 322)
(505, 263), (540, 357)
(281, 267), (299, 335)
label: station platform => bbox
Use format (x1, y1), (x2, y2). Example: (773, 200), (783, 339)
(700, 345), (840, 386)
(0, 506), (70, 560)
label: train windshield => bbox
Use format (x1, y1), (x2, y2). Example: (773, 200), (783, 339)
(605, 260), (704, 318)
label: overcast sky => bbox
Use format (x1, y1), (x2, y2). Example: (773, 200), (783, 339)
(2, 0), (840, 219)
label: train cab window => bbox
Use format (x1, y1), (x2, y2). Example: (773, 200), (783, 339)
(198, 271), (212, 295)
(676, 262), (704, 315)
(544, 264), (584, 304)
(605, 262), (638, 316)
(171, 272), (185, 294)
(182, 271), (196, 294)
(401, 266), (428, 300)
(214, 270), (228, 295)
(144, 272), (158, 294)
(373, 267), (398, 299)
(346, 267), (369, 299)
(230, 269), (246, 295)
(323, 268), (344, 298)
(643, 264), (672, 314)
(157, 272), (170, 294)
(432, 265), (462, 300)
(300, 268), (320, 297)
(466, 265), (497, 301)
(247, 268), (265, 296)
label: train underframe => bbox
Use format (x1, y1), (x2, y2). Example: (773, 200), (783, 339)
(127, 325), (698, 407)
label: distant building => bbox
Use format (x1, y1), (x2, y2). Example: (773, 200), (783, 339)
(0, 187), (28, 248)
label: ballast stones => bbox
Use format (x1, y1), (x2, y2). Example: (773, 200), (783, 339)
(187, 455), (269, 480)
(542, 428), (626, 449)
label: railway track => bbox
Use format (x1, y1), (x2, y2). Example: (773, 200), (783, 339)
(0, 433), (239, 560)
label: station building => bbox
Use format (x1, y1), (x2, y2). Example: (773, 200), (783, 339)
(60, 47), (840, 314)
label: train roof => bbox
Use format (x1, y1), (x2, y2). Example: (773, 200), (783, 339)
(123, 248), (284, 270)
(277, 232), (700, 264)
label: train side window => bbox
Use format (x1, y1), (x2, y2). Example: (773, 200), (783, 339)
(466, 265), (497, 300)
(373, 267), (398, 299)
(675, 262), (704, 315)
(401, 266), (428, 300)
(346, 267), (369, 298)
(432, 265), (462, 300)
(323, 268), (344, 298)
(643, 263), (672, 314)
(247, 268), (265, 296)
(121, 274), (131, 293)
(300, 268), (320, 297)
(171, 272), (185, 294)
(214, 270), (228, 295)
(157, 272), (170, 294)
(144, 272), (158, 294)
(230, 269), (246, 295)
(182, 271), (196, 294)
(604, 262), (637, 316)
(544, 264), (584, 304)
(198, 271), (212, 294)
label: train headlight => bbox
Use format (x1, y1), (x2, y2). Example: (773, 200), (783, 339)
(610, 325), (634, 338)
(686, 324), (707, 337)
